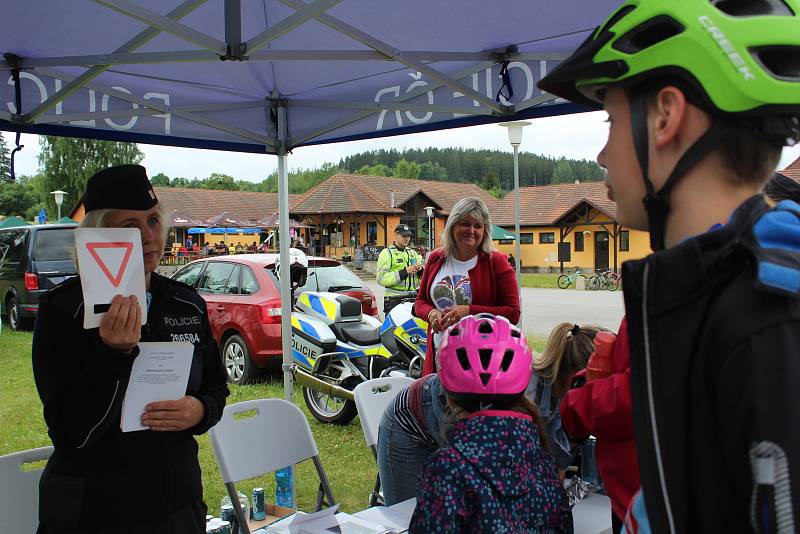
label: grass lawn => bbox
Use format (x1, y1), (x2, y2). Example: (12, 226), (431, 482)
(0, 328), (545, 516)
(520, 273), (561, 289)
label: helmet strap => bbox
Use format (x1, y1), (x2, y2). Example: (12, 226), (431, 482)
(628, 91), (729, 251)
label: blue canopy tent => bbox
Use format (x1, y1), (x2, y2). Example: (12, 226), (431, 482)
(0, 0), (619, 403)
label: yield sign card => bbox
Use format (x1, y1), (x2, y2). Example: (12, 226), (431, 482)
(75, 228), (147, 329)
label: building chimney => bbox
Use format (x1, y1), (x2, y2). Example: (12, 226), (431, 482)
(390, 190), (395, 208)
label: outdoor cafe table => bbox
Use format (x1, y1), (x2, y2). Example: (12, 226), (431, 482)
(255, 493), (612, 533)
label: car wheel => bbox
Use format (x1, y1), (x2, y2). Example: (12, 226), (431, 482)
(222, 334), (259, 385)
(6, 296), (28, 331)
(302, 385), (358, 425)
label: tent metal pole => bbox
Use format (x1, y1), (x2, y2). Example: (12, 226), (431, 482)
(279, 0), (510, 114)
(25, 0), (206, 122)
(292, 60), (496, 146)
(92, 0), (226, 54)
(246, 0), (343, 53)
(36, 100), (270, 125)
(33, 66), (275, 145)
(276, 101), (293, 405)
(4, 50), (573, 69)
(291, 100), (492, 115)
(513, 144), (522, 323)
(276, 99), (298, 508)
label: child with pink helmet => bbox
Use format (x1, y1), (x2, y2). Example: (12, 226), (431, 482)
(409, 314), (572, 533)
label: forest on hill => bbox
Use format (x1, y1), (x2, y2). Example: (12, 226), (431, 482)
(1, 138), (605, 218)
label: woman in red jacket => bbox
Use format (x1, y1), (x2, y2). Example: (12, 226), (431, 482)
(414, 197), (520, 375)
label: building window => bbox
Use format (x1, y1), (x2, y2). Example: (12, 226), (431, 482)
(499, 239), (513, 245)
(539, 232), (555, 244)
(520, 233), (534, 244)
(620, 230), (630, 251)
(574, 231), (584, 252)
(366, 222), (377, 244)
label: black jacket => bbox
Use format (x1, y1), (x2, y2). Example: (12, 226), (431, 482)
(623, 196), (800, 533)
(32, 272), (229, 529)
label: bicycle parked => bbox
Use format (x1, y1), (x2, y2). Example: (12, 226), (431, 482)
(557, 268), (590, 289)
(588, 270), (621, 291)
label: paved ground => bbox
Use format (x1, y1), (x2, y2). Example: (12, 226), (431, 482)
(363, 279), (625, 337)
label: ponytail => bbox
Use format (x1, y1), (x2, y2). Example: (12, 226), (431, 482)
(534, 322), (607, 397)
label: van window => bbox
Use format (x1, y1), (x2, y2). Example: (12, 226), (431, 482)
(0, 229), (27, 266)
(34, 229), (76, 261)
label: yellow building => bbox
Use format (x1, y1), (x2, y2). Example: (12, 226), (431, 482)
(68, 173), (651, 270)
(492, 182), (651, 272)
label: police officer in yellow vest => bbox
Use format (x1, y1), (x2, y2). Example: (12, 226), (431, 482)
(377, 224), (423, 312)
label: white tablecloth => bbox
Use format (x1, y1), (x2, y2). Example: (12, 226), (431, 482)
(259, 492), (612, 533)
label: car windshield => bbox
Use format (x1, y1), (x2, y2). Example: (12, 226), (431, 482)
(34, 228), (76, 261)
(298, 264), (364, 293)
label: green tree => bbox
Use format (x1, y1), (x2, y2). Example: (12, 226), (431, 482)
(393, 159), (420, 179)
(356, 163), (392, 177)
(0, 135), (10, 181)
(0, 177), (37, 217)
(552, 159), (576, 184)
(481, 168), (500, 192)
(38, 136), (144, 216)
(150, 172), (170, 186)
(202, 172), (239, 190)
(418, 161), (448, 180)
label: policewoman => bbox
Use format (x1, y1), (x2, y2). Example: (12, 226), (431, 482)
(376, 223), (424, 312)
(33, 165), (229, 534)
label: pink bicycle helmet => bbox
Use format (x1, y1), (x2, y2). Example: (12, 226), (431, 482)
(437, 314), (532, 401)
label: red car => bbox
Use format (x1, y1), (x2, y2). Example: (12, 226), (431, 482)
(171, 254), (378, 384)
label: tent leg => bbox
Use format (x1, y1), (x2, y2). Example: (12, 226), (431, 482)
(276, 100), (297, 508)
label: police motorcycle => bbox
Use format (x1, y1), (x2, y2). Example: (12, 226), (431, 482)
(277, 249), (427, 425)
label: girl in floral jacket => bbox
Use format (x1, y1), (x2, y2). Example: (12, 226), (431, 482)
(409, 314), (572, 533)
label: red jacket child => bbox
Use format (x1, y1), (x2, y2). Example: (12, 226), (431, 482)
(414, 249), (520, 376)
(559, 316), (640, 522)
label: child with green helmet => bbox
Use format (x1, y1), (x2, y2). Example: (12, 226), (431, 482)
(539, 0), (800, 532)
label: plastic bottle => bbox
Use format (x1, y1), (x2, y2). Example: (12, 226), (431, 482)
(275, 466), (295, 508)
(220, 492), (249, 534)
(586, 331), (616, 380)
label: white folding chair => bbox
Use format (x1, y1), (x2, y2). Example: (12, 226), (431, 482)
(353, 376), (414, 506)
(209, 399), (335, 534)
(0, 446), (53, 533)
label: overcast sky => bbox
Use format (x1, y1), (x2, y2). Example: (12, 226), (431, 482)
(4, 111), (799, 182)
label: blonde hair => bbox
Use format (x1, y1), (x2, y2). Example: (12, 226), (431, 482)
(534, 322), (607, 393)
(441, 197), (493, 257)
(80, 203), (169, 240)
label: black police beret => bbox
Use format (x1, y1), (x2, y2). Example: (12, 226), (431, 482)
(395, 224), (412, 236)
(83, 164), (158, 213)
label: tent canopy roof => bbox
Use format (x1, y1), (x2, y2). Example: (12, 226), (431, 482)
(0, 0), (618, 153)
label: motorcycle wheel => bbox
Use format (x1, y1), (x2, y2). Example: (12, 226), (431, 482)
(302, 386), (358, 425)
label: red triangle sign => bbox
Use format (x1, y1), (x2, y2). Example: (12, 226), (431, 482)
(86, 242), (134, 288)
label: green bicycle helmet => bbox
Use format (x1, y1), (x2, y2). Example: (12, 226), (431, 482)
(539, 0), (800, 250)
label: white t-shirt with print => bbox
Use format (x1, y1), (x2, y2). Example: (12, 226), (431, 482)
(429, 255), (478, 347)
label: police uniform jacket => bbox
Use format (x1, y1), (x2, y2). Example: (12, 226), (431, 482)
(32, 272), (229, 529)
(376, 245), (423, 295)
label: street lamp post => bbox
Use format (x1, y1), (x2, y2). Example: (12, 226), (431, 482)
(50, 190), (67, 220)
(498, 121), (531, 297)
(424, 206), (435, 252)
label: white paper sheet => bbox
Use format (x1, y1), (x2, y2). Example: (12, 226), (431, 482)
(75, 228), (147, 329)
(120, 342), (193, 432)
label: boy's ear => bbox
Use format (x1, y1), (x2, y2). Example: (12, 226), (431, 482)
(651, 86), (688, 149)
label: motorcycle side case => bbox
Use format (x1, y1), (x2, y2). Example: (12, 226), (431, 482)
(291, 312), (337, 370)
(380, 301), (428, 356)
(296, 291), (362, 325)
